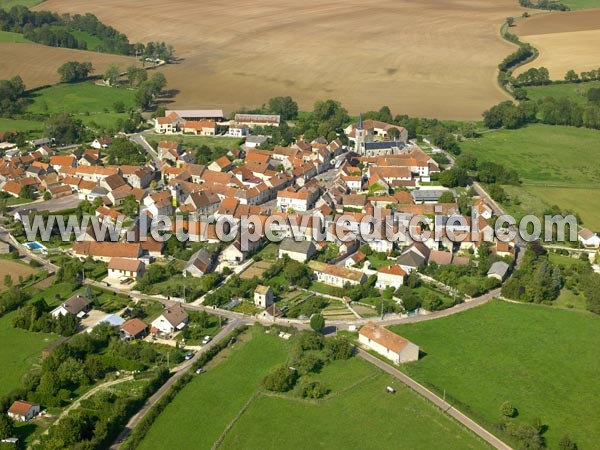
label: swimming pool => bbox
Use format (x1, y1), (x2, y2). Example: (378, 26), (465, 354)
(24, 241), (46, 251)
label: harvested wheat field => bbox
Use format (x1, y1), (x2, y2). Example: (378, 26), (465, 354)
(0, 260), (37, 291)
(35, 0), (524, 119)
(0, 42), (138, 89)
(515, 9), (600, 79)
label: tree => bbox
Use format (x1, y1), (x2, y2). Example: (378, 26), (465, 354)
(438, 191), (455, 203)
(126, 65), (147, 87)
(506, 17), (515, 26)
(262, 365), (297, 392)
(500, 401), (517, 418)
(121, 194), (139, 217)
(587, 87), (600, 103)
(3, 275), (12, 288)
(0, 414), (15, 440)
(57, 61), (93, 83)
(43, 190), (52, 201)
(439, 168), (468, 187)
(325, 336), (354, 360)
(564, 70), (579, 82)
(104, 64), (121, 86)
(310, 313), (325, 333)
(44, 113), (86, 145)
(19, 185), (34, 200)
(268, 96), (298, 120)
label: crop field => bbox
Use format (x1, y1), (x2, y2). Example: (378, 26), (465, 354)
(0, 0), (42, 9)
(35, 0), (525, 119)
(0, 259), (38, 290)
(137, 327), (486, 450)
(560, 0), (600, 10)
(0, 42), (138, 90)
(0, 311), (57, 397)
(515, 9), (600, 79)
(390, 301), (600, 450)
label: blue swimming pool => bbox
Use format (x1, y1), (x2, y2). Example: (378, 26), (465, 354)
(24, 241), (45, 251)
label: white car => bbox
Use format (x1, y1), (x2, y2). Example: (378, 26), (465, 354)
(195, 368), (206, 374)
(202, 336), (212, 345)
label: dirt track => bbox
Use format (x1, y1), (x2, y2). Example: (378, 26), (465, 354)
(33, 0), (524, 119)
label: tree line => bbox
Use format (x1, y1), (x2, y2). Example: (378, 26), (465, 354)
(518, 0), (570, 11)
(0, 6), (175, 59)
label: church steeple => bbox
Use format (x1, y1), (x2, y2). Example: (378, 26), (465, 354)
(357, 113), (363, 130)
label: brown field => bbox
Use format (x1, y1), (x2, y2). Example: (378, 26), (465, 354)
(240, 261), (272, 280)
(0, 42), (139, 89)
(515, 10), (600, 78)
(0, 259), (37, 290)
(34, 0), (524, 119)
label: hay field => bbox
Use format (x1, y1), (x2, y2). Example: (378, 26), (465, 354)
(35, 0), (523, 119)
(515, 9), (600, 79)
(0, 259), (37, 290)
(0, 42), (138, 89)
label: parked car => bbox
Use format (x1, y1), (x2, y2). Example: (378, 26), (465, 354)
(195, 368), (206, 374)
(202, 336), (212, 345)
(184, 352), (194, 360)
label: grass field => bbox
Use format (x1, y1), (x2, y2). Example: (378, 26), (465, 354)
(145, 134), (243, 149)
(0, 117), (43, 134)
(561, 0), (600, 10)
(0, 0), (42, 9)
(137, 327), (487, 450)
(390, 301), (600, 450)
(461, 124), (600, 228)
(515, 9), (600, 79)
(0, 311), (57, 397)
(0, 259), (38, 290)
(35, 0), (524, 119)
(27, 81), (135, 119)
(70, 30), (103, 51)
(0, 30), (31, 43)
(462, 124), (600, 187)
(526, 80), (600, 104)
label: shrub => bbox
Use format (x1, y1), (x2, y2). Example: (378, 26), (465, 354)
(262, 365), (297, 392)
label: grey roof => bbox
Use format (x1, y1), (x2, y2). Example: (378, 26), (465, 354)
(397, 252), (425, 268)
(62, 295), (90, 315)
(245, 135), (269, 144)
(487, 261), (510, 278)
(184, 248), (213, 274)
(279, 238), (315, 254)
(411, 189), (456, 202)
(364, 140), (405, 151)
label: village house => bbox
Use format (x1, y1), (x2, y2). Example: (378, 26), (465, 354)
(376, 265), (407, 290)
(120, 318), (148, 341)
(359, 322), (419, 364)
(234, 113), (280, 128)
(107, 257), (146, 280)
(182, 120), (216, 136)
(182, 248), (214, 277)
(51, 295), (90, 319)
(151, 306), (189, 335)
(254, 285), (274, 308)
(308, 261), (367, 287)
(73, 241), (143, 262)
(487, 261), (510, 281)
(578, 228), (600, 248)
(8, 401), (40, 422)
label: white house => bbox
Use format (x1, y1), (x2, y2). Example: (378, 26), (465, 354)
(578, 228), (600, 248)
(8, 401), (40, 422)
(151, 306), (189, 335)
(107, 257), (145, 280)
(278, 238), (316, 263)
(254, 285), (274, 308)
(359, 322), (419, 364)
(376, 265), (406, 290)
(51, 295), (90, 319)
(308, 261), (367, 287)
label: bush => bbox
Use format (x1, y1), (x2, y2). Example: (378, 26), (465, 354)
(500, 401), (517, 418)
(262, 365), (297, 392)
(310, 313), (325, 333)
(298, 380), (327, 399)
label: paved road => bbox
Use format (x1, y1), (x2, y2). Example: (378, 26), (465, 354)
(130, 132), (160, 165)
(357, 349), (512, 450)
(110, 318), (243, 449)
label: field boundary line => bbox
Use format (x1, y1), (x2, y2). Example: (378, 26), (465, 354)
(212, 391), (261, 450)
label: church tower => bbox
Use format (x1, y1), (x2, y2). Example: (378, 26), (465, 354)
(355, 113), (365, 155)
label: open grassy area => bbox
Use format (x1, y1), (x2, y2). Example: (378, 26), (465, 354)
(145, 134), (243, 149)
(0, 117), (43, 134)
(137, 327), (487, 450)
(27, 81), (135, 116)
(0, 30), (31, 43)
(389, 300), (600, 450)
(561, 0), (600, 9)
(462, 124), (600, 187)
(0, 0), (42, 9)
(526, 80), (600, 105)
(0, 311), (58, 397)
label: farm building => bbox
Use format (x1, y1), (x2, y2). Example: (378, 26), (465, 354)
(8, 401), (40, 422)
(359, 322), (419, 364)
